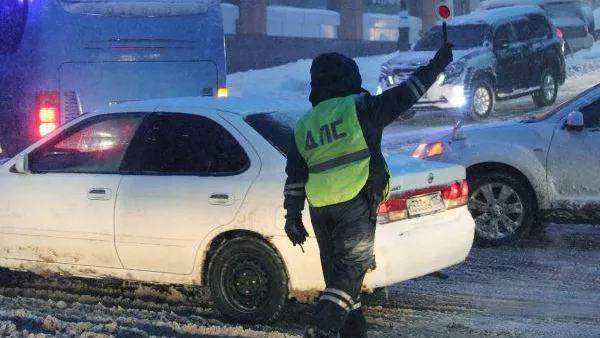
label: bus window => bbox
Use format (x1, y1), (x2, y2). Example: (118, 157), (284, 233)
(0, 0), (28, 54)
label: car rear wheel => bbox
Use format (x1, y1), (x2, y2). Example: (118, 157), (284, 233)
(208, 237), (288, 323)
(532, 69), (558, 107)
(468, 172), (535, 247)
(467, 78), (495, 120)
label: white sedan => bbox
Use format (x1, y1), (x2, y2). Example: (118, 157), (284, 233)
(0, 96), (475, 323)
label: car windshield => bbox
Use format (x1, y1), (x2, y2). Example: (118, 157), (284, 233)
(413, 24), (490, 51)
(244, 110), (305, 156)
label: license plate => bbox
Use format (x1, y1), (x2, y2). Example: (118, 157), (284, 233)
(407, 192), (445, 218)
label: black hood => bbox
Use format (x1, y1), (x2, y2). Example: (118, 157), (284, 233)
(309, 52), (369, 106)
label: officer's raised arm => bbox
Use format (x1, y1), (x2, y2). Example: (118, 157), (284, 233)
(361, 43), (454, 129)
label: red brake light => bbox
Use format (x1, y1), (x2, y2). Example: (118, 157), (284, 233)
(377, 179), (469, 224)
(556, 28), (564, 42)
(35, 91), (61, 138)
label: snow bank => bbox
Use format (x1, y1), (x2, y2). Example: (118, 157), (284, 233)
(228, 53), (395, 100)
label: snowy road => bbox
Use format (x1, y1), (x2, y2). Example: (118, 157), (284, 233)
(0, 224), (598, 337)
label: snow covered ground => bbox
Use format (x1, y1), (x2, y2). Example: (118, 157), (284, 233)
(0, 224), (598, 337)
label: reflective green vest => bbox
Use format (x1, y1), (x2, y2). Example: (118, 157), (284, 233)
(294, 95), (371, 207)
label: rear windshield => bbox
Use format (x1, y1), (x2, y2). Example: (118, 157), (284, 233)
(543, 2), (581, 19)
(414, 24), (491, 51)
(244, 111), (305, 157)
(59, 0), (211, 17)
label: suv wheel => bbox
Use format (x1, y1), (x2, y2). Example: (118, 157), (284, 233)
(208, 237), (288, 323)
(532, 69), (558, 107)
(468, 78), (495, 120)
(468, 172), (535, 247)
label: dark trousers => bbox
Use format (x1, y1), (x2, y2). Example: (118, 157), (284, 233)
(308, 192), (377, 337)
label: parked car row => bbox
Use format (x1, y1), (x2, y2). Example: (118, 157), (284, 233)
(378, 5), (567, 120)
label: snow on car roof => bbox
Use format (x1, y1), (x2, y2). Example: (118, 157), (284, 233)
(97, 96), (311, 116)
(448, 5), (545, 26)
(478, 0), (544, 9)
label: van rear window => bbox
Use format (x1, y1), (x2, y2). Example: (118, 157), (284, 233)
(59, 0), (211, 17)
(0, 0), (28, 54)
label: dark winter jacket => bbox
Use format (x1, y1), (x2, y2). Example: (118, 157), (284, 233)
(284, 56), (444, 217)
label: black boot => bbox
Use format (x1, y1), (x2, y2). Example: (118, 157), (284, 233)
(339, 308), (367, 338)
(304, 325), (339, 338)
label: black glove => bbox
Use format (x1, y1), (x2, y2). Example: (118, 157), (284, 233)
(430, 43), (454, 74)
(285, 215), (309, 247)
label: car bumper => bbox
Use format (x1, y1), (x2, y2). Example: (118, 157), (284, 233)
(566, 34), (594, 52)
(378, 80), (468, 111)
(363, 206), (475, 290)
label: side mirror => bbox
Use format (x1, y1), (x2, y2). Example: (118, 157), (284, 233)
(564, 110), (584, 132)
(13, 154), (29, 174)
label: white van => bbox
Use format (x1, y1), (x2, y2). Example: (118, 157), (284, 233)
(0, 0), (227, 156)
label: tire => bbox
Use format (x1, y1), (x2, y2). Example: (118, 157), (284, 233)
(467, 77), (495, 120)
(467, 172), (535, 247)
(532, 69), (558, 107)
(208, 237), (288, 323)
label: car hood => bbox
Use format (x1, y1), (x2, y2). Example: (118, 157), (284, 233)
(384, 48), (488, 70)
(423, 119), (544, 143)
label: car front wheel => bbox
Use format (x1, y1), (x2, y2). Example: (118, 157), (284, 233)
(468, 172), (535, 247)
(208, 237), (288, 323)
(467, 78), (495, 120)
(532, 69), (558, 107)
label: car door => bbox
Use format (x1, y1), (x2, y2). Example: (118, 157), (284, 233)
(547, 93), (600, 208)
(524, 14), (553, 87)
(0, 113), (144, 267)
(493, 20), (528, 92)
(114, 111), (260, 274)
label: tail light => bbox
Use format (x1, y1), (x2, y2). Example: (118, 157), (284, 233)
(556, 28), (564, 42)
(35, 91), (61, 138)
(377, 179), (469, 224)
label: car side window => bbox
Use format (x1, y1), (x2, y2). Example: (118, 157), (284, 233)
(122, 113), (250, 175)
(579, 98), (600, 129)
(0, 0), (28, 54)
(28, 114), (144, 173)
(513, 18), (533, 42)
(528, 14), (550, 39)
(494, 23), (513, 46)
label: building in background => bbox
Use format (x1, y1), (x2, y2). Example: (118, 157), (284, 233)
(222, 0), (481, 41)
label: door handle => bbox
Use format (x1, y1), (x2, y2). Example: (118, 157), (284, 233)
(209, 193), (234, 205)
(88, 188), (112, 200)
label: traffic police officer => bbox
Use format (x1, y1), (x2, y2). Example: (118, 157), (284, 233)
(283, 43), (454, 338)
